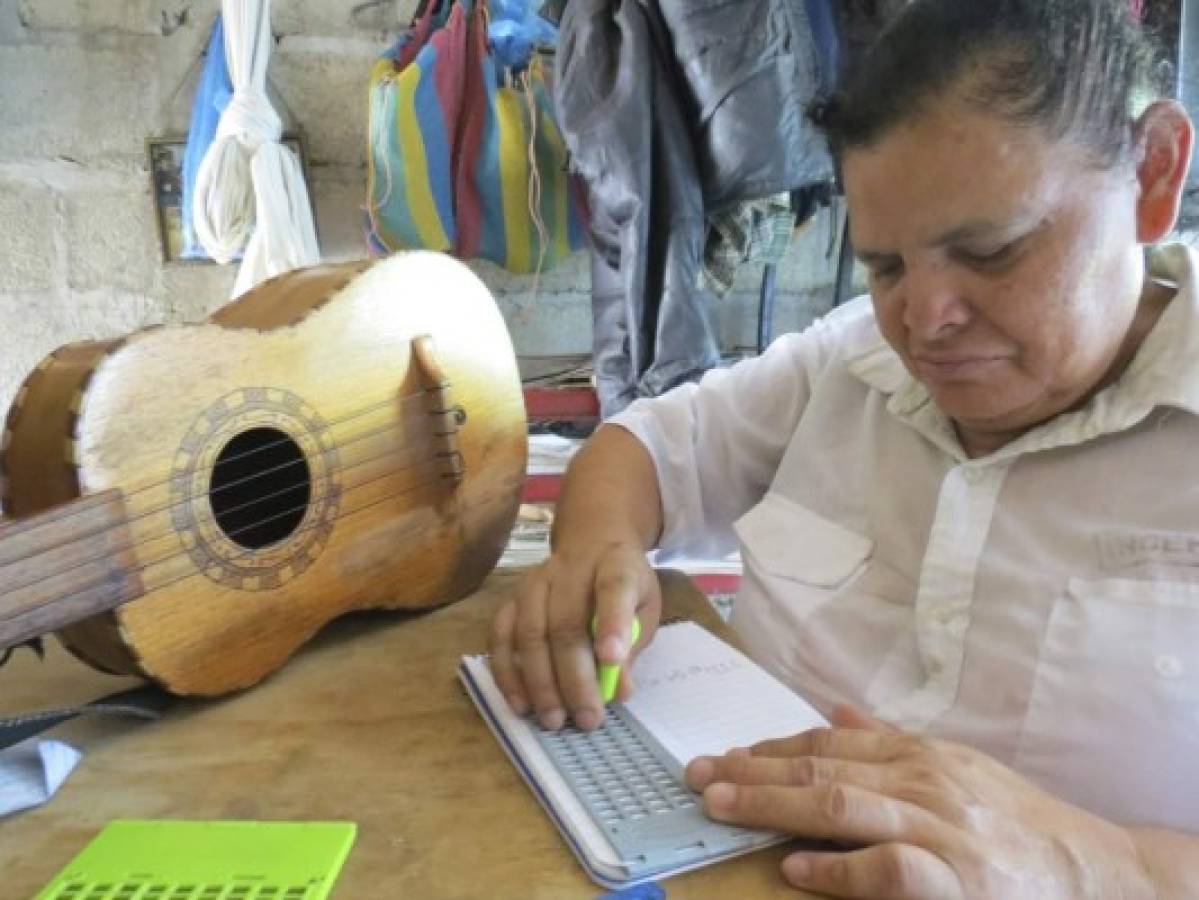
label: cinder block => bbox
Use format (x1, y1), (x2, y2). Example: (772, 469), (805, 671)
(61, 290), (163, 336)
(274, 0), (419, 38)
(0, 289), (163, 419)
(65, 182), (161, 294)
(467, 251), (591, 299)
(0, 294), (62, 418)
(16, 0), (205, 37)
(0, 180), (55, 292)
(0, 43), (161, 163)
(160, 261), (239, 321)
(309, 167), (371, 263)
(273, 37), (380, 168)
(493, 289), (593, 357)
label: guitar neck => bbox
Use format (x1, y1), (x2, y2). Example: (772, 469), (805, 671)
(0, 489), (143, 650)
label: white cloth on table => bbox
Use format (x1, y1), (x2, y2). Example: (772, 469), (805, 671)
(0, 739), (81, 817)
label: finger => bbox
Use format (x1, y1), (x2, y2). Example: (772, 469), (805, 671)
(488, 599), (528, 714)
(751, 726), (913, 764)
(613, 666), (637, 703)
(544, 581), (607, 731)
(782, 844), (961, 900)
(591, 549), (646, 666)
(701, 781), (946, 848)
(513, 573), (568, 730)
(686, 752), (888, 795)
(831, 705), (898, 733)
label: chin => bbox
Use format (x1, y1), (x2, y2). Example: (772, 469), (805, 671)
(928, 387), (1034, 432)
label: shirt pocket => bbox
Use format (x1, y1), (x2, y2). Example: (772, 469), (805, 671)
(1014, 576), (1199, 831)
(734, 492), (872, 588)
(732, 493), (912, 711)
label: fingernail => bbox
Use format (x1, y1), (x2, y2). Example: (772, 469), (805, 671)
(685, 756), (715, 789)
(783, 854), (812, 883)
(704, 782), (736, 818)
(540, 708), (566, 730)
(574, 707), (602, 731)
(597, 636), (626, 663)
(505, 694), (529, 715)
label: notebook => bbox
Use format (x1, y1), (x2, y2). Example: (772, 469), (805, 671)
(458, 621), (828, 889)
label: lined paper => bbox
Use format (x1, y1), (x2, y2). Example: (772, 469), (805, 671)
(624, 623), (828, 765)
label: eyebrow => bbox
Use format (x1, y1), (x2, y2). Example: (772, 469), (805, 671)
(854, 215), (1047, 264)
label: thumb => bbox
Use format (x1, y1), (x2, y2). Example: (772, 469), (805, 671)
(831, 704), (897, 732)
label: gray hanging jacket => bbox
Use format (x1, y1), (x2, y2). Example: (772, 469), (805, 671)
(555, 0), (839, 416)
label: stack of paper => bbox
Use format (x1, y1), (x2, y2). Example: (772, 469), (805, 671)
(498, 434), (584, 569)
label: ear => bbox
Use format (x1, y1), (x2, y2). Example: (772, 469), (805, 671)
(1134, 99), (1194, 243)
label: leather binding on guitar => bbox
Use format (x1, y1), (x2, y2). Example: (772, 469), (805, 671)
(0, 252), (527, 696)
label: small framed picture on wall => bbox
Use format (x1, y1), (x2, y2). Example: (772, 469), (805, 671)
(147, 134), (310, 264)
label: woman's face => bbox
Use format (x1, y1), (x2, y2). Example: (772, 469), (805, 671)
(843, 103), (1148, 454)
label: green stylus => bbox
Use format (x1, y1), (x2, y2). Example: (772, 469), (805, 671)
(591, 614), (641, 704)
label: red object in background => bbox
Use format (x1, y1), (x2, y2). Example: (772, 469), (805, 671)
(521, 472), (563, 503)
(1129, 0), (1145, 19)
(523, 386), (600, 424)
(690, 572), (743, 597)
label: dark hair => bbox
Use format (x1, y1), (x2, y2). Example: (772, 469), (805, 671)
(816, 0), (1166, 167)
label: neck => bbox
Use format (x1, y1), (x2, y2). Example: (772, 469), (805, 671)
(0, 490), (143, 650)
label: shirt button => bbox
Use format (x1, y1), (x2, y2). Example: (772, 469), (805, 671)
(1156, 654), (1184, 679)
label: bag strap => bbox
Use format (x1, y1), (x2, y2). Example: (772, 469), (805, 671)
(0, 685), (172, 752)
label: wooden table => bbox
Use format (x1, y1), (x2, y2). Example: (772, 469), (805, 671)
(0, 570), (814, 898)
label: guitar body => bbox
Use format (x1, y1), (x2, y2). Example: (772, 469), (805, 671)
(0, 253), (527, 695)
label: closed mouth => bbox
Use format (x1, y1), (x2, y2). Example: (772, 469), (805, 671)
(912, 354), (1007, 380)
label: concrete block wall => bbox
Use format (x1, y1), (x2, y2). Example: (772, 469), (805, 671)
(0, 0), (850, 418)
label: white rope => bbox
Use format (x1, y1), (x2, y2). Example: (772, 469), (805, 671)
(192, 0), (319, 298)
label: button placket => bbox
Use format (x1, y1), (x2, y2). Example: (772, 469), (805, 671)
(874, 462), (1010, 728)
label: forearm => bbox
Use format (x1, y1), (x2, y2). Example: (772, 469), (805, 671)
(550, 423), (663, 554)
(1127, 826), (1199, 899)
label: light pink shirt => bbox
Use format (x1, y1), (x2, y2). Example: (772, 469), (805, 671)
(612, 243), (1199, 831)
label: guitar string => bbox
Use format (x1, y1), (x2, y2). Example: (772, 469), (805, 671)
(52, 386), (428, 510)
(0, 433), (436, 601)
(0, 380), (512, 569)
(0, 402), (438, 574)
(41, 464), (518, 634)
(128, 478), (518, 628)
(0, 428), (440, 600)
(9, 444), (507, 620)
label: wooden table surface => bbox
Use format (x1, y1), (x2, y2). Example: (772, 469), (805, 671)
(0, 570), (817, 899)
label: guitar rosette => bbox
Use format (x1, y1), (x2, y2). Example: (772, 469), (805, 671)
(169, 387), (342, 592)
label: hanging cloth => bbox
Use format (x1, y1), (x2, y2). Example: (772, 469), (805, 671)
(192, 0), (320, 298)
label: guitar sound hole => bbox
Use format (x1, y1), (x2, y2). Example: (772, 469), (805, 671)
(209, 427), (312, 550)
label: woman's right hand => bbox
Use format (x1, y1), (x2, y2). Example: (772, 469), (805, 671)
(489, 540), (662, 731)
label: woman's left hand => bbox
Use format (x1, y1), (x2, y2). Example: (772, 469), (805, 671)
(684, 706), (1153, 899)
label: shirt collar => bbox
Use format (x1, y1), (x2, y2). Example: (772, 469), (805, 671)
(845, 242), (1199, 462)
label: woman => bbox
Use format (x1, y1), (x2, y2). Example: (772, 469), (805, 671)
(490, 0), (1199, 895)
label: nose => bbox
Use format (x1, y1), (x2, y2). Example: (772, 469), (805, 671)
(901, 264), (971, 341)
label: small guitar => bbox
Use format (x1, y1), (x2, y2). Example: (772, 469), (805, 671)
(0, 252), (527, 695)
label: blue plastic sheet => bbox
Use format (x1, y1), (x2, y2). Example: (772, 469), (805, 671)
(181, 15), (234, 260)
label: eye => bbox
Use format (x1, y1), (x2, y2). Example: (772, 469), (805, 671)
(955, 240), (1020, 269)
(866, 258), (905, 284)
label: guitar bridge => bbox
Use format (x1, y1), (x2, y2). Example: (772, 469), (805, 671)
(411, 334), (466, 483)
